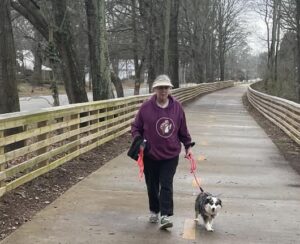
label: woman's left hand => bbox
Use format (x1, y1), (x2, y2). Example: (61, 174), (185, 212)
(185, 147), (192, 158)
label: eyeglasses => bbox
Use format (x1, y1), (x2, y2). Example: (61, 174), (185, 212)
(156, 86), (170, 90)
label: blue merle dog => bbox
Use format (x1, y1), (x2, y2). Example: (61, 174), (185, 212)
(195, 191), (222, 232)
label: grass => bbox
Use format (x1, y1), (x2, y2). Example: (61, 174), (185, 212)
(18, 82), (66, 97)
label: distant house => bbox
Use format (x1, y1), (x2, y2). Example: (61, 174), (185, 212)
(85, 59), (140, 85)
(16, 50), (52, 81)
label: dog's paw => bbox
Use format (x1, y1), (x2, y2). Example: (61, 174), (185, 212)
(205, 224), (214, 232)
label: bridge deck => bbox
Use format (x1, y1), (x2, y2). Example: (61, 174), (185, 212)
(2, 85), (300, 244)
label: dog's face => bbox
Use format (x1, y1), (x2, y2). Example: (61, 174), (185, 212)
(204, 196), (222, 216)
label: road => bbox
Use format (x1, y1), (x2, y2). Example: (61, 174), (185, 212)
(19, 88), (150, 112)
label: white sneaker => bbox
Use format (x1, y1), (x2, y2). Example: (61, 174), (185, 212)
(149, 212), (159, 223)
(159, 215), (173, 229)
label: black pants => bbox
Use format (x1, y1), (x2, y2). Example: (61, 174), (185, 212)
(143, 155), (179, 216)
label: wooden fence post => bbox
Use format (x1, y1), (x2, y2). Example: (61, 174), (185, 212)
(69, 114), (80, 152)
(37, 121), (49, 167)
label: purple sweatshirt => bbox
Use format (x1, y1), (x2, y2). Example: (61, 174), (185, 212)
(131, 94), (192, 160)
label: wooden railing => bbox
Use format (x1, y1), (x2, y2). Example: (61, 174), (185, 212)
(0, 81), (233, 198)
(247, 85), (300, 145)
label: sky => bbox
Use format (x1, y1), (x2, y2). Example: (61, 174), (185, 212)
(244, 7), (268, 55)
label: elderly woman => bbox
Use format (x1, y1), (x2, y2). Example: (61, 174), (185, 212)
(131, 74), (194, 230)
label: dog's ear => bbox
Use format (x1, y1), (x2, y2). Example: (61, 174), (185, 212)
(205, 196), (212, 204)
(217, 199), (222, 207)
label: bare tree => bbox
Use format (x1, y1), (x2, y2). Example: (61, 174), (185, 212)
(32, 30), (43, 85)
(180, 0), (218, 83)
(131, 0), (145, 95)
(85, 0), (114, 100)
(217, 0), (246, 81)
(268, 0), (281, 86)
(168, 0), (180, 88)
(11, 0), (88, 104)
(255, 0), (282, 91)
(138, 0), (157, 90)
(163, 0), (171, 74)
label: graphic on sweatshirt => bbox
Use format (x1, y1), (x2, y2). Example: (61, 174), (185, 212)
(156, 117), (175, 138)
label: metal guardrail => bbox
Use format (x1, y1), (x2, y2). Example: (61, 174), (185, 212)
(247, 85), (300, 145)
(0, 81), (233, 198)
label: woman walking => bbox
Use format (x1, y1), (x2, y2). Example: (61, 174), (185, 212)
(131, 74), (194, 229)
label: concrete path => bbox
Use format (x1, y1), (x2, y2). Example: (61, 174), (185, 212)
(2, 85), (300, 244)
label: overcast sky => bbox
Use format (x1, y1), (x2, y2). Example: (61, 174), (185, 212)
(244, 8), (268, 55)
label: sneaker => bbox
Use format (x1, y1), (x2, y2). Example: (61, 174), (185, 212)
(149, 212), (159, 223)
(159, 215), (173, 229)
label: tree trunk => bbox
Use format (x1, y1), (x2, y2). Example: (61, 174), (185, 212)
(265, 0), (280, 93)
(163, 0), (171, 74)
(207, 32), (216, 82)
(53, 0), (88, 103)
(168, 0), (179, 88)
(85, 0), (114, 101)
(85, 0), (97, 97)
(270, 1), (277, 83)
(50, 80), (60, 106)
(218, 25), (226, 82)
(110, 59), (123, 97)
(274, 2), (281, 94)
(110, 72), (124, 97)
(32, 31), (43, 85)
(206, 1), (216, 82)
(148, 32), (156, 91)
(296, 0), (300, 101)
(12, 0), (88, 104)
(263, 0), (271, 90)
(138, 0), (157, 91)
(191, 43), (205, 84)
(218, 6), (225, 81)
(219, 51), (225, 81)
(132, 0), (143, 95)
(0, 0), (20, 114)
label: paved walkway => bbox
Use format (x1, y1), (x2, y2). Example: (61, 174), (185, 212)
(2, 85), (300, 244)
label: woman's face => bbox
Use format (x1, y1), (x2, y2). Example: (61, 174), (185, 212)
(154, 86), (171, 102)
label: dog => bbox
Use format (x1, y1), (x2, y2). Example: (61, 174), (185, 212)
(195, 191), (222, 232)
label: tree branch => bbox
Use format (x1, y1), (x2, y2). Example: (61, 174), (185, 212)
(11, 0), (49, 40)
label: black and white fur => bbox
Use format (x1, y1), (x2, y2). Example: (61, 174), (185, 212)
(195, 192), (222, 232)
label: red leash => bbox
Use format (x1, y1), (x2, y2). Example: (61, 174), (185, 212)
(136, 148), (144, 180)
(185, 153), (204, 193)
(136, 140), (147, 180)
(136, 147), (203, 193)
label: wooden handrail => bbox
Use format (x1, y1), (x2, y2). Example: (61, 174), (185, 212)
(247, 85), (300, 145)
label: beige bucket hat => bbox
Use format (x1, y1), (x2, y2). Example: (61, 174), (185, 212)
(152, 74), (174, 89)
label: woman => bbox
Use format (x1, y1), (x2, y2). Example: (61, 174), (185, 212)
(131, 74), (194, 230)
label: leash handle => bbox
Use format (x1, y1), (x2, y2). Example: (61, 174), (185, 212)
(185, 153), (204, 192)
(186, 153), (196, 173)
